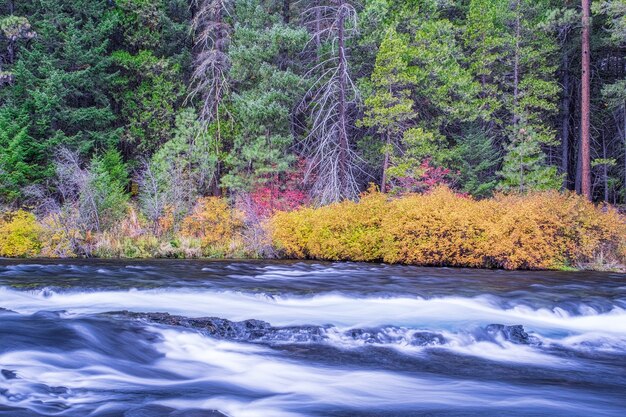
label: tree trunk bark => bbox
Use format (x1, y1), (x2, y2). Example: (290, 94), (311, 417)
(212, 0), (224, 197)
(581, 0), (592, 200)
(512, 0), (521, 126)
(382, 132), (390, 193)
(337, 1), (349, 197)
(283, 0), (290, 24)
(560, 51), (571, 189)
(602, 134), (608, 202)
(575, 135), (582, 193)
(623, 103), (626, 204)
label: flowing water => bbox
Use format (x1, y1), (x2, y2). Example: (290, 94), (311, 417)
(0, 260), (625, 417)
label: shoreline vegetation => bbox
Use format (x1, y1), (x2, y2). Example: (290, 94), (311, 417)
(1, 1), (625, 274)
(1, 187), (624, 272)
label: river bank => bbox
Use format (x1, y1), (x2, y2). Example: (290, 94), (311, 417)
(1, 188), (625, 271)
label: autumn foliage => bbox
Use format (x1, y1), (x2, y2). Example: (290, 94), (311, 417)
(247, 161), (309, 218)
(180, 197), (244, 256)
(2, 188), (625, 270)
(271, 187), (626, 270)
(0, 210), (42, 257)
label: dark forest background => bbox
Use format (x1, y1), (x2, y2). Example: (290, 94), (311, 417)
(0, 0), (624, 211)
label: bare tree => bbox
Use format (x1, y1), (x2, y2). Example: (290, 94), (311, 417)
(24, 148), (100, 255)
(137, 154), (198, 234)
(187, 0), (232, 195)
(188, 0), (231, 128)
(54, 148), (105, 232)
(301, 0), (361, 205)
(136, 159), (167, 233)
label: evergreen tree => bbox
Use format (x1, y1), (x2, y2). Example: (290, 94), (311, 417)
(499, 123), (562, 192)
(221, 0), (308, 191)
(111, 50), (184, 157)
(464, 0), (510, 130)
(0, 110), (37, 202)
(451, 128), (501, 197)
(360, 27), (415, 192)
(85, 149), (129, 231)
(0, 0), (119, 185)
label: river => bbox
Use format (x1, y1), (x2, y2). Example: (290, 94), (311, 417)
(0, 260), (625, 416)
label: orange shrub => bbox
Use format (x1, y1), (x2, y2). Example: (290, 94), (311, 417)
(270, 187), (626, 270)
(485, 192), (626, 269)
(180, 197), (244, 256)
(382, 189), (492, 267)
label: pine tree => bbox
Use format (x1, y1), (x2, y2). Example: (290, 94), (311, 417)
(360, 27), (415, 192)
(111, 50), (184, 157)
(0, 110), (38, 202)
(451, 128), (501, 197)
(0, 0), (119, 201)
(464, 0), (510, 130)
(499, 123), (562, 192)
(221, 0), (308, 191)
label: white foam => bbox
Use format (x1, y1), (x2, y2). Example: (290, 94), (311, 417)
(0, 326), (618, 417)
(1, 287), (624, 336)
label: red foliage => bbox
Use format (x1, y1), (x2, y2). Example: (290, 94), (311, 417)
(249, 160), (310, 218)
(393, 158), (456, 194)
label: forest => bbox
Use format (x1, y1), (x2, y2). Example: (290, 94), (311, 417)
(0, 0), (625, 267)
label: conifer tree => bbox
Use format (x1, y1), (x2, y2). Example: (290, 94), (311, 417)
(360, 27), (415, 192)
(221, 0), (308, 191)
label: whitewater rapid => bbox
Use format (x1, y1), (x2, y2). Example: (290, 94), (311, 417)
(1, 260), (625, 416)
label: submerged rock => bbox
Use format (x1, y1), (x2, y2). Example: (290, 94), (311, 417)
(484, 324), (531, 344)
(345, 328), (378, 344)
(110, 311), (326, 343)
(343, 328), (446, 346)
(124, 405), (227, 417)
(111, 312), (539, 350)
(1, 369), (18, 380)
(411, 331), (446, 346)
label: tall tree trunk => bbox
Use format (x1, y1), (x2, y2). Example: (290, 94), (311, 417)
(213, 0), (224, 197)
(575, 132), (582, 193)
(623, 103), (626, 204)
(282, 0), (290, 24)
(561, 51), (571, 189)
(512, 0), (521, 126)
(580, 0), (592, 200)
(602, 134), (608, 202)
(337, 1), (349, 195)
(382, 132), (390, 193)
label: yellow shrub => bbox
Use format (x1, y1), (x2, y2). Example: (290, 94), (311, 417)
(382, 188), (492, 267)
(180, 197), (244, 256)
(38, 214), (80, 258)
(0, 210), (42, 257)
(272, 190), (387, 261)
(270, 187), (626, 270)
(486, 192), (626, 269)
